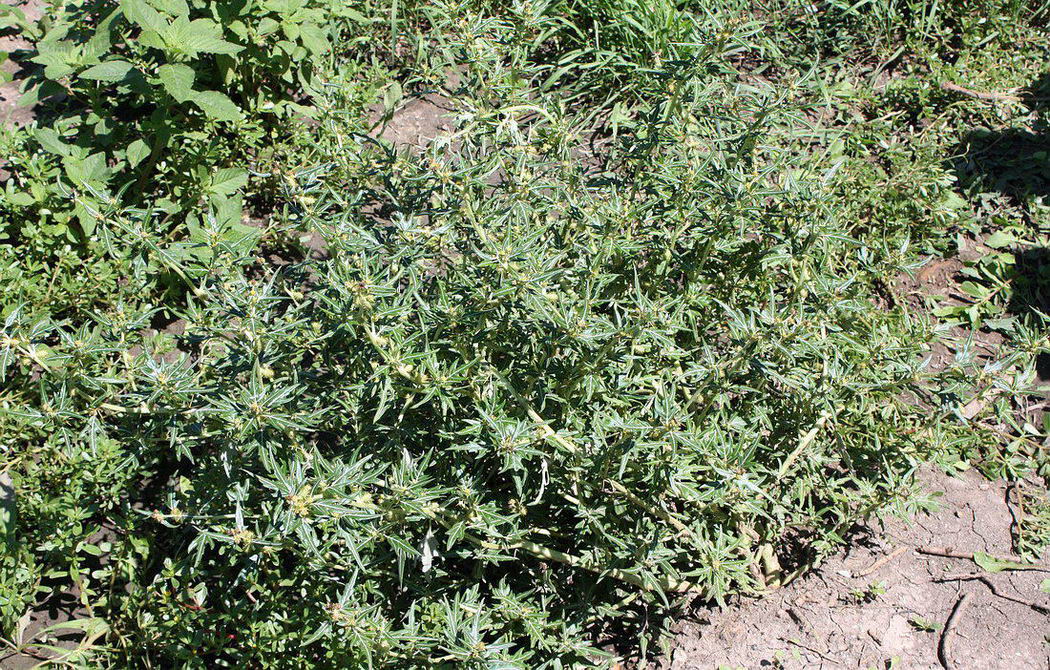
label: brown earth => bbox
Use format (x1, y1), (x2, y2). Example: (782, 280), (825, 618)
(0, 0), (39, 128)
(666, 467), (1049, 669)
(375, 93), (454, 148)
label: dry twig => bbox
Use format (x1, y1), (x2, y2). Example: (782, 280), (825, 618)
(917, 545), (1050, 572)
(940, 81), (1020, 102)
(938, 592), (971, 670)
(856, 546), (909, 577)
(936, 572), (1049, 614)
(918, 546), (979, 560)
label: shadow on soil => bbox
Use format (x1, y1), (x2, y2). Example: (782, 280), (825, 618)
(950, 73), (1050, 329)
(951, 72), (1049, 204)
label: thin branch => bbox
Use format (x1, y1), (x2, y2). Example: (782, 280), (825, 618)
(940, 81), (1020, 102)
(778, 411), (832, 477)
(917, 545), (1050, 573)
(605, 478), (693, 538)
(938, 592), (971, 670)
(855, 546), (908, 578)
(936, 573), (1049, 614)
(462, 527), (699, 594)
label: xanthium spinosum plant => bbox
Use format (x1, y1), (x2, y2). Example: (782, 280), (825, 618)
(2, 71), (941, 667)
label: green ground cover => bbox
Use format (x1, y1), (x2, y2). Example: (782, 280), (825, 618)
(1, 0), (1048, 666)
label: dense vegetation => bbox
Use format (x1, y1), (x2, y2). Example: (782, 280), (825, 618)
(1, 0), (1048, 666)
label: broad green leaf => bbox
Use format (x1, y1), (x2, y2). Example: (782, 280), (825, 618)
(167, 17), (242, 57)
(208, 168), (249, 196)
(138, 28), (167, 51)
(147, 0), (188, 17)
(80, 542), (103, 556)
(192, 90), (243, 122)
(226, 19), (250, 39)
(74, 199), (99, 236)
(215, 53), (237, 86)
(31, 42), (75, 70)
(256, 17), (280, 36)
(6, 190), (35, 206)
(79, 59), (134, 82)
(984, 230), (1016, 249)
(940, 191), (967, 211)
(207, 194), (242, 227)
(0, 5), (26, 29)
(121, 0), (168, 33)
(298, 22), (329, 54)
(186, 33), (243, 56)
(33, 127), (72, 157)
(972, 551), (1037, 573)
(157, 63), (195, 102)
(84, 9), (123, 59)
(383, 81), (403, 114)
(932, 305), (964, 318)
(63, 152), (110, 187)
(966, 304), (981, 326)
(282, 22), (301, 41)
(0, 5), (39, 38)
(125, 138), (150, 168)
(263, 0), (306, 13)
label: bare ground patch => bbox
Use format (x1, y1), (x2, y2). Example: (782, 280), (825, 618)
(0, 0), (40, 129)
(666, 468), (1049, 669)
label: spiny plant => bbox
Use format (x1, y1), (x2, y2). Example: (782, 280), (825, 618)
(6, 0), (1050, 666)
(2, 66), (944, 665)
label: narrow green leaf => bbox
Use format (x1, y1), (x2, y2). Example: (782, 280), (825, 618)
(0, 472), (15, 554)
(972, 551), (1036, 573)
(959, 281), (990, 300)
